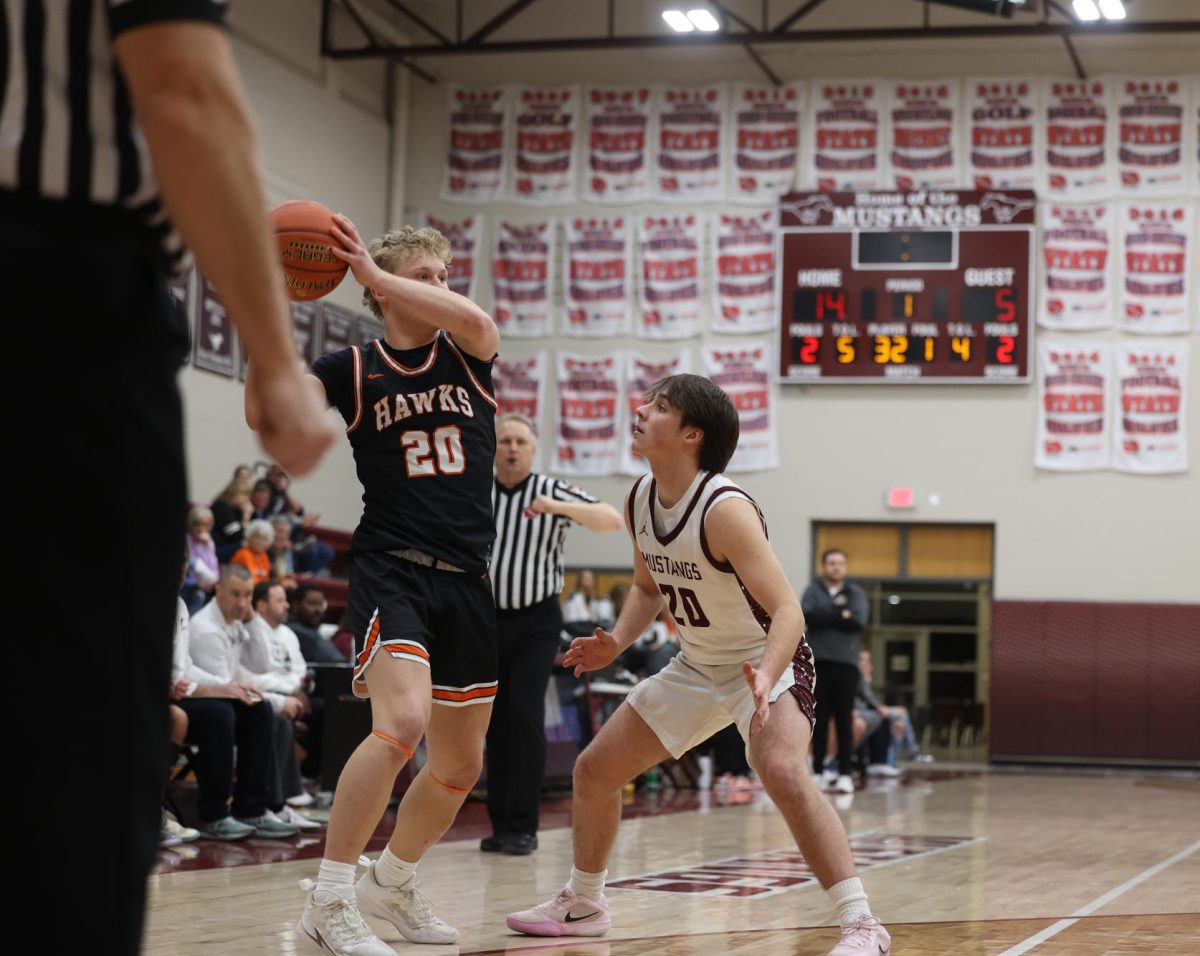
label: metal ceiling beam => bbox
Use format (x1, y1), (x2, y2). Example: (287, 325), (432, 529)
(323, 0), (438, 84)
(463, 0), (541, 46)
(772, 0), (832, 34)
(321, 19), (1200, 59)
(1061, 31), (1087, 78)
(709, 0), (783, 86)
(380, 0), (451, 46)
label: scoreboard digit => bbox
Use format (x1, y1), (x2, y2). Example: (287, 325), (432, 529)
(778, 190), (1035, 384)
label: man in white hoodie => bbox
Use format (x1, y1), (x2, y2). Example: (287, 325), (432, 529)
(243, 580), (323, 829)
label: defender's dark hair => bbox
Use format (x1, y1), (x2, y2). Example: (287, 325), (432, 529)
(646, 373), (739, 473)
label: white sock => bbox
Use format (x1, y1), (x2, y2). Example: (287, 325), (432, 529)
(316, 859), (358, 898)
(567, 866), (607, 902)
(829, 877), (872, 925)
(374, 846), (418, 888)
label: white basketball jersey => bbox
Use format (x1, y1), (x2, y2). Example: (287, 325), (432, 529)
(628, 470), (771, 666)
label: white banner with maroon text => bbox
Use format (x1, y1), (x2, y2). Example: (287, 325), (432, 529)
(421, 213), (483, 303)
(584, 86), (654, 203)
(510, 85), (579, 205)
(807, 79), (884, 191)
(1041, 79), (1114, 199)
(1113, 342), (1189, 474)
(1038, 202), (1115, 331)
(554, 352), (623, 477)
(492, 351), (548, 468)
(1035, 343), (1112, 472)
(703, 342), (778, 473)
(620, 351), (692, 476)
(442, 85), (510, 203)
(652, 85), (727, 203)
(711, 210), (777, 335)
(886, 80), (961, 190)
(492, 219), (555, 339)
(728, 82), (803, 203)
(638, 214), (703, 340)
(964, 77), (1039, 190)
(1114, 77), (1189, 196)
(1119, 202), (1193, 335)
(563, 216), (632, 338)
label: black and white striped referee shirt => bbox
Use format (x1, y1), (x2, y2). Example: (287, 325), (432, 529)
(491, 474), (599, 612)
(0, 0), (228, 272)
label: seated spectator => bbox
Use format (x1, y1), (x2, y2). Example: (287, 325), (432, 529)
(211, 471), (253, 564)
(287, 584), (348, 663)
(249, 479), (276, 521)
(230, 519), (274, 585)
(614, 583), (679, 678)
(182, 506), (219, 615)
(241, 582), (321, 828)
(176, 566), (298, 840)
(858, 649), (931, 770)
(269, 517), (299, 587)
(562, 569), (614, 628)
(264, 464), (336, 575)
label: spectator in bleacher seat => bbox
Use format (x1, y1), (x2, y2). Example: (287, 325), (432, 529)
(264, 464), (337, 575)
(182, 506), (220, 615)
(242, 582), (321, 828)
(249, 479), (276, 521)
(231, 519), (274, 585)
(561, 569), (615, 630)
(178, 566), (297, 840)
(270, 516), (300, 586)
(857, 649), (930, 772)
(288, 584), (349, 664)
(211, 472), (254, 564)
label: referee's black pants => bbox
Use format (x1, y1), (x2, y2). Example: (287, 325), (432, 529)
(5, 208), (188, 955)
(811, 660), (862, 777)
(485, 597), (563, 838)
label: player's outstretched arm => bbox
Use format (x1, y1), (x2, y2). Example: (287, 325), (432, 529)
(706, 498), (805, 733)
(329, 213), (500, 361)
(530, 497), (624, 533)
(115, 22), (334, 476)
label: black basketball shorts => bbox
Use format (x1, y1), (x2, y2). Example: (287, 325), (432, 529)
(348, 551), (498, 707)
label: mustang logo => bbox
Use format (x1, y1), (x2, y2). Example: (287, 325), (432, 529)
(781, 193), (838, 226)
(980, 191), (1036, 224)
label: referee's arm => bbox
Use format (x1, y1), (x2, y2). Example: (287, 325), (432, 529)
(114, 21), (333, 475)
(529, 496), (623, 533)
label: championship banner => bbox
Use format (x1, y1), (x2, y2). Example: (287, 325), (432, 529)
(703, 342), (778, 473)
(192, 277), (234, 377)
(808, 79), (883, 190)
(1119, 202), (1192, 335)
(563, 216), (632, 338)
(319, 302), (357, 355)
(442, 84), (510, 203)
(620, 351), (691, 475)
(1041, 79), (1114, 199)
(964, 77), (1039, 190)
(555, 352), (622, 477)
(1114, 77), (1188, 195)
(712, 210), (777, 335)
(1039, 202), (1115, 331)
(653, 85), (727, 203)
(1113, 343), (1189, 474)
(1034, 343), (1111, 472)
(638, 214), (703, 340)
(511, 85), (578, 205)
(290, 300), (319, 367)
(584, 85), (654, 203)
(493, 219), (555, 339)
(729, 82), (804, 203)
(422, 214), (482, 302)
(492, 351), (548, 465)
(886, 80), (961, 190)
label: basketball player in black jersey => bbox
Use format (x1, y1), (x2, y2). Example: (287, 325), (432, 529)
(248, 216), (499, 955)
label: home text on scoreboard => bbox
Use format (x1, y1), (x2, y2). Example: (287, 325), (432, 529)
(777, 190), (1036, 384)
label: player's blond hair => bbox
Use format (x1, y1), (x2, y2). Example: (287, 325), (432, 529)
(363, 225), (453, 319)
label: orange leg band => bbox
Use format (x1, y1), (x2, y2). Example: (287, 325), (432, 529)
(371, 730), (414, 759)
(429, 770), (471, 794)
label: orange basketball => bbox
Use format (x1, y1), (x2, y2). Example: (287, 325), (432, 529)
(269, 199), (349, 302)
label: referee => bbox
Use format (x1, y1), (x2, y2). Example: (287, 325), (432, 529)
(485, 413), (622, 854)
(2, 3), (332, 951)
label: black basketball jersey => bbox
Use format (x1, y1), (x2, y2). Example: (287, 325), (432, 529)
(310, 331), (498, 573)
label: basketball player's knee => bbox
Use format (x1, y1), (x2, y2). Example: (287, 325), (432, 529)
(431, 747), (483, 791)
(572, 749), (622, 795)
(756, 754), (802, 795)
(371, 710), (426, 765)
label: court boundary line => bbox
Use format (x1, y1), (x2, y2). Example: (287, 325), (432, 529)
(997, 838), (1200, 955)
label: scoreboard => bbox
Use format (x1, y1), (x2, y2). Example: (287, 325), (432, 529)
(777, 189), (1036, 384)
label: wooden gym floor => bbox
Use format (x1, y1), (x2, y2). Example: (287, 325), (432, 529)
(145, 766), (1200, 954)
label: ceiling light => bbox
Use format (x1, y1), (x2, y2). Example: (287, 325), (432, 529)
(662, 10), (694, 32)
(1097, 0), (1126, 19)
(1072, 0), (1101, 21)
(686, 8), (721, 31)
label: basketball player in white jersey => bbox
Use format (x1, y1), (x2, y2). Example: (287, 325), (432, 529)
(507, 374), (890, 955)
